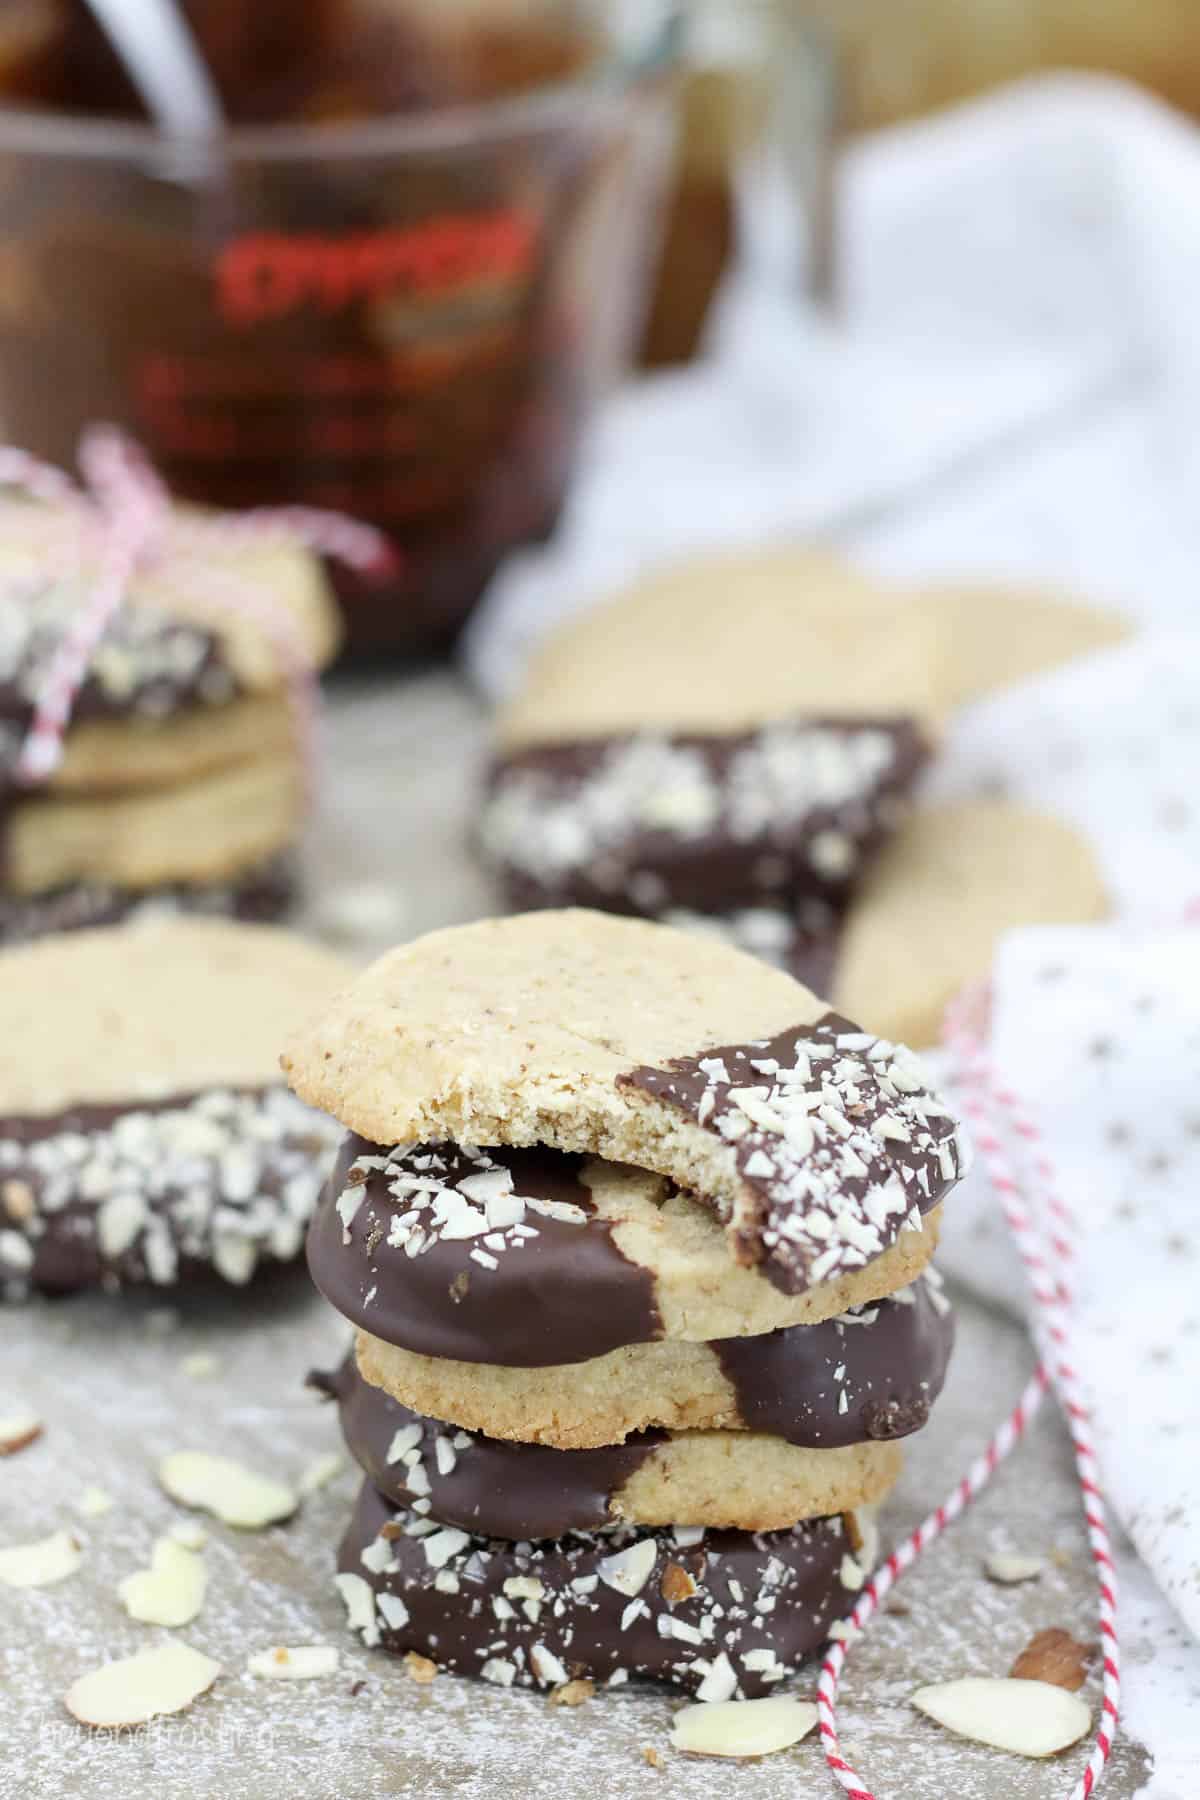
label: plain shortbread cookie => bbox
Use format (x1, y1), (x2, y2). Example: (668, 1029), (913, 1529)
(495, 548), (948, 747)
(7, 751), (303, 896)
(0, 917), (352, 1114)
(910, 584), (1130, 710)
(834, 799), (1109, 1048)
(355, 1258), (943, 1449)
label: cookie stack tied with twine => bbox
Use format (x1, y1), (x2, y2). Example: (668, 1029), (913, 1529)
(0, 429), (392, 943)
(0, 918), (351, 1299)
(290, 910), (969, 1698)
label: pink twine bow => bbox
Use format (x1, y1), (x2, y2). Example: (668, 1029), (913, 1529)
(0, 424), (398, 787)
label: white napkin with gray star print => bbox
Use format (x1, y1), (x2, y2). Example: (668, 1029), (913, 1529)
(925, 630), (1200, 921)
(935, 924), (1200, 1648)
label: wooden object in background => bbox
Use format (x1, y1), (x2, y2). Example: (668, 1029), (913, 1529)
(795, 0), (1200, 130)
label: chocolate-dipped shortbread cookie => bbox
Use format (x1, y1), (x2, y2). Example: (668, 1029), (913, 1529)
(286, 912), (968, 1298)
(337, 1480), (879, 1698)
(0, 512), (339, 937)
(353, 1263), (953, 1451)
(0, 918), (350, 1297)
(308, 1138), (943, 1366)
(316, 1356), (903, 1534)
(478, 548), (944, 925)
(481, 719), (930, 917)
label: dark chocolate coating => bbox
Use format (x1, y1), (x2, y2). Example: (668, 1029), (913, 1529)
(339, 1478), (861, 1696)
(0, 1084), (340, 1297)
(0, 605), (238, 779)
(306, 1136), (662, 1367)
(713, 1275), (954, 1448)
(312, 1356), (666, 1539)
(619, 1012), (966, 1297)
(482, 718), (930, 916)
(0, 853), (298, 946)
(321, 1266), (953, 1505)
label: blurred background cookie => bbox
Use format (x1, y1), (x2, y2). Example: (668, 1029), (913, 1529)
(0, 917), (350, 1297)
(909, 583), (1130, 711)
(0, 509), (339, 942)
(481, 549), (943, 932)
(478, 553), (1124, 1033)
(833, 799), (1109, 1047)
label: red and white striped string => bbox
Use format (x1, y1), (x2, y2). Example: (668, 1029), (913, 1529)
(0, 425), (398, 788)
(815, 993), (1120, 1800)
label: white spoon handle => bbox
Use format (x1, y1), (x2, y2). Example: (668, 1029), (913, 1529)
(82, 0), (224, 135)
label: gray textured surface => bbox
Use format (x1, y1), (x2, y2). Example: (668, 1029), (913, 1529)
(1, 669), (1154, 1799)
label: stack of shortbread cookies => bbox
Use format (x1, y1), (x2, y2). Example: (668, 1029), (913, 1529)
(0, 502), (339, 941)
(292, 910), (967, 1698)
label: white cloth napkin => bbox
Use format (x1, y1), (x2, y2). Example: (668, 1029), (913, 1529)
(938, 926), (1200, 1638)
(462, 73), (1200, 1785)
(464, 74), (1200, 695)
(933, 924), (1200, 1799)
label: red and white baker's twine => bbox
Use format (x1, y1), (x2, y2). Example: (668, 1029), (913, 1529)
(815, 993), (1120, 1800)
(0, 426), (397, 788)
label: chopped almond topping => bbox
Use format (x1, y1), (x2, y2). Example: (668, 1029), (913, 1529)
(403, 1653), (438, 1685)
(660, 1562), (698, 1605)
(548, 1678), (594, 1708)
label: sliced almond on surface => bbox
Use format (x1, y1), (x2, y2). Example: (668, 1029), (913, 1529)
(0, 1529), (83, 1589)
(0, 1409), (42, 1456)
(671, 1697), (819, 1759)
(912, 1677), (1091, 1757)
(246, 1645), (339, 1681)
(1010, 1628), (1090, 1691)
(65, 1642), (221, 1728)
(403, 1652), (438, 1685)
(158, 1451), (297, 1530)
(167, 1519), (208, 1551)
(298, 1452), (344, 1496)
(985, 1552), (1044, 1585)
(118, 1537), (206, 1627)
(76, 1487), (114, 1519)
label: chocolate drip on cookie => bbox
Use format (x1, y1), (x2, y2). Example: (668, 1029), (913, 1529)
(338, 1479), (866, 1697)
(0, 852), (298, 946)
(0, 1085), (340, 1296)
(307, 1136), (663, 1367)
(713, 1272), (955, 1448)
(481, 718), (930, 915)
(314, 1356), (667, 1540)
(618, 1011), (968, 1296)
